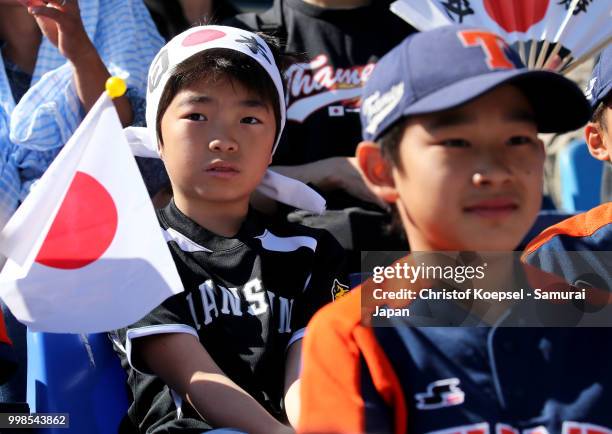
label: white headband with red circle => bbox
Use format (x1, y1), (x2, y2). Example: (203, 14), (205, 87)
(125, 25), (325, 214)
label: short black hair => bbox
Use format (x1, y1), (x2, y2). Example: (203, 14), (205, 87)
(156, 34), (289, 145)
(373, 119), (409, 240)
(377, 118), (407, 170)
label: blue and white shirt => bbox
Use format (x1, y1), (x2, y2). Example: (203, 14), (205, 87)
(0, 0), (163, 226)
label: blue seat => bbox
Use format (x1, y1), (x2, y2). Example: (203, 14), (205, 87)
(559, 140), (603, 212)
(26, 331), (129, 434)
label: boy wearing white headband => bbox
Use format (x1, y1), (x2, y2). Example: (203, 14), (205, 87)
(112, 26), (347, 434)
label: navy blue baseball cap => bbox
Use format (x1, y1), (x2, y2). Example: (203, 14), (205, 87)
(361, 25), (591, 142)
(586, 43), (612, 110)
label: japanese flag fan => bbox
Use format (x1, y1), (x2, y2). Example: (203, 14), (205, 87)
(390, 0), (611, 73)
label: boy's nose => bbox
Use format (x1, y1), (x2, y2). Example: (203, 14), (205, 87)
(209, 138), (238, 153)
(472, 157), (514, 187)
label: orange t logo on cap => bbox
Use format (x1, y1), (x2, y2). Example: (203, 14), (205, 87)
(458, 30), (515, 70)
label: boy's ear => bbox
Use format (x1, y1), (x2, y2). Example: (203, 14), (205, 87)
(157, 140), (165, 160)
(356, 141), (399, 204)
(585, 122), (610, 162)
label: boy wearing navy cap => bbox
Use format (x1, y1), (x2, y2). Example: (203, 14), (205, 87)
(523, 44), (611, 287)
(298, 26), (612, 434)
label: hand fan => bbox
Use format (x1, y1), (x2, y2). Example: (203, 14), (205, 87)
(390, 0), (611, 73)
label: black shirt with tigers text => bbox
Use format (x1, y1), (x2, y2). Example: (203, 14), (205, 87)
(113, 201), (347, 433)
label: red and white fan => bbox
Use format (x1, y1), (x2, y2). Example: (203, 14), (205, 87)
(391, 0), (611, 73)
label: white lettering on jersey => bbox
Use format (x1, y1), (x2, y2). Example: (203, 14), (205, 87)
(191, 279), (296, 332)
(244, 278), (268, 316)
(284, 54), (376, 122)
(523, 426), (548, 434)
(277, 296), (294, 333)
(496, 423), (519, 434)
(219, 285), (242, 316)
(186, 292), (201, 330)
(563, 422), (612, 434)
(286, 55), (375, 98)
(427, 422), (612, 434)
(427, 422), (488, 434)
(199, 279), (219, 325)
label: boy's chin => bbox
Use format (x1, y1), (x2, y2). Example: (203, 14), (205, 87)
(465, 242), (522, 252)
(181, 188), (250, 205)
(429, 231), (526, 252)
(462, 232), (525, 251)
(404, 222), (527, 252)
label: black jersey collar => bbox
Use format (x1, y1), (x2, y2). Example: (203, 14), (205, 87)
(159, 200), (266, 253)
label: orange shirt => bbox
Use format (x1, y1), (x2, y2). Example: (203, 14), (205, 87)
(299, 286), (408, 434)
(524, 202), (612, 257)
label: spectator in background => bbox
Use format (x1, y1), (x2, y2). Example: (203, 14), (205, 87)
(145, 0), (239, 40)
(523, 44), (611, 287)
(0, 0), (163, 403)
(0, 0), (164, 221)
(227, 0), (415, 272)
(591, 47), (612, 204)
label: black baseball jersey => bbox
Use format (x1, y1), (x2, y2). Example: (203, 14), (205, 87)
(227, 1), (414, 209)
(112, 200), (347, 433)
(274, 0), (414, 167)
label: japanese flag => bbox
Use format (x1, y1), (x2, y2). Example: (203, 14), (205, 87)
(0, 93), (183, 333)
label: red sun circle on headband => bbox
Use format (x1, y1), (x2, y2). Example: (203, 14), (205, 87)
(484, 0), (549, 33)
(35, 171), (118, 270)
(182, 29), (226, 47)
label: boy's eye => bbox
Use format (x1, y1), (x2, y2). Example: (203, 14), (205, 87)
(507, 136), (534, 146)
(241, 116), (261, 125)
(440, 139), (470, 148)
(186, 113), (207, 121)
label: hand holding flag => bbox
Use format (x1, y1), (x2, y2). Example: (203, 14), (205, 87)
(0, 79), (183, 333)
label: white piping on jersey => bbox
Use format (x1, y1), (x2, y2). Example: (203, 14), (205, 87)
(287, 327), (306, 350)
(125, 324), (199, 375)
(109, 331), (126, 354)
(170, 389), (183, 420)
(255, 230), (318, 253)
(163, 227), (213, 253)
(303, 273), (312, 292)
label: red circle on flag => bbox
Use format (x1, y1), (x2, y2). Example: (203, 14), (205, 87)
(35, 171), (118, 270)
(484, 0), (549, 33)
(182, 29), (226, 47)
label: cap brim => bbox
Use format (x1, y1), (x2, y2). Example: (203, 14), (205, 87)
(591, 81), (612, 109)
(403, 69), (591, 134)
